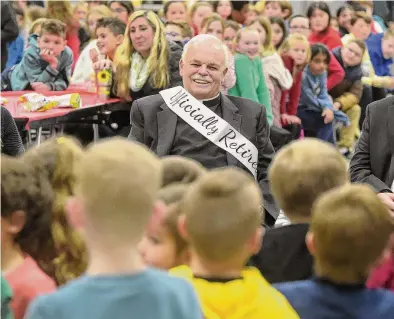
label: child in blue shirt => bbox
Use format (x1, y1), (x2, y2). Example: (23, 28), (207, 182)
(4, 19), (73, 91)
(366, 29), (394, 78)
(297, 44), (349, 144)
(275, 184), (394, 319)
(25, 139), (202, 319)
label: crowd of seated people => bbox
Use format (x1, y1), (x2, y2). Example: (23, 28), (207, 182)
(1, 2), (394, 319)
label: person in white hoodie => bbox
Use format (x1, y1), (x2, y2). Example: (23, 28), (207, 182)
(71, 5), (113, 85)
(248, 16), (293, 128)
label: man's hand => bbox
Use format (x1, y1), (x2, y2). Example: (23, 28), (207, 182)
(93, 59), (113, 72)
(333, 102), (341, 111)
(31, 82), (51, 92)
(40, 49), (58, 69)
(377, 192), (394, 217)
(322, 108), (334, 124)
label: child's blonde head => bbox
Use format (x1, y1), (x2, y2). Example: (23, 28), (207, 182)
(183, 167), (262, 262)
(22, 136), (87, 285)
(161, 156), (207, 188)
(310, 184), (394, 283)
(248, 16), (275, 56)
(269, 139), (348, 220)
(28, 18), (47, 35)
(75, 138), (162, 244)
(279, 33), (311, 62)
(233, 27), (260, 54)
(26, 5), (47, 24)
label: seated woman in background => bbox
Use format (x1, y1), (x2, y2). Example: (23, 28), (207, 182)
(200, 13), (236, 93)
(110, 10), (182, 101)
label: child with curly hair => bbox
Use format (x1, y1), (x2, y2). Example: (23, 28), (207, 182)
(22, 137), (88, 286)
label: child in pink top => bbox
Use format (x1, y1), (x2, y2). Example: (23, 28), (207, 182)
(367, 233), (394, 292)
(1, 156), (56, 319)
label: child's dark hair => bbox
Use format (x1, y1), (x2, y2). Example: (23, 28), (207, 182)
(310, 43), (331, 64)
(96, 17), (126, 36)
(107, 0), (134, 14)
(164, 0), (187, 16)
(269, 16), (287, 49)
(212, 0), (233, 11)
(39, 18), (66, 38)
(1, 156), (54, 267)
(14, 7), (24, 17)
(336, 5), (355, 18)
(307, 2), (331, 28)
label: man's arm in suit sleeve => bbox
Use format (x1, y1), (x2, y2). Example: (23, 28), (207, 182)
(128, 100), (144, 142)
(349, 105), (392, 193)
(256, 105), (280, 222)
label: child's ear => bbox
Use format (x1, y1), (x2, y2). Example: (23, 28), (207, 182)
(7, 210), (26, 235)
(65, 196), (84, 230)
(306, 231), (315, 256)
(146, 200), (166, 233)
(63, 39), (67, 47)
(177, 214), (189, 241)
(116, 34), (124, 45)
(248, 226), (264, 255)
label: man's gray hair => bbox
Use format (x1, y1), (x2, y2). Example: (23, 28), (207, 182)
(182, 34), (230, 69)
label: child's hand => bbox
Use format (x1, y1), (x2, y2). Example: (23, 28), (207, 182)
(281, 113), (301, 125)
(93, 59), (113, 72)
(89, 48), (99, 63)
(333, 102), (341, 111)
(40, 49), (59, 69)
(32, 82), (51, 92)
(322, 108), (334, 124)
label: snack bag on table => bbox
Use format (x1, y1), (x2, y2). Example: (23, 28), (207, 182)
(19, 93), (81, 112)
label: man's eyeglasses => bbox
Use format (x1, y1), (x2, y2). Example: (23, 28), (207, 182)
(165, 31), (181, 39)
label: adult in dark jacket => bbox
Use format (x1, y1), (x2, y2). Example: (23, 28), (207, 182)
(129, 35), (279, 226)
(1, 2), (19, 71)
(1, 107), (24, 157)
(349, 95), (394, 215)
(330, 40), (364, 155)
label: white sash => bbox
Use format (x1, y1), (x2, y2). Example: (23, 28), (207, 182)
(160, 86), (258, 178)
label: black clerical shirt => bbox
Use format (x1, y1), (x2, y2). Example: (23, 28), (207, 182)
(169, 94), (227, 169)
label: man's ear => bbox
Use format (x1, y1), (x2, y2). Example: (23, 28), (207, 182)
(179, 59), (184, 77)
(306, 231), (315, 256)
(65, 196), (84, 230)
(177, 214), (189, 241)
(7, 210), (26, 235)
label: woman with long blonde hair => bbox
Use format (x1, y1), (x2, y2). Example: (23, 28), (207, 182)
(95, 10), (182, 101)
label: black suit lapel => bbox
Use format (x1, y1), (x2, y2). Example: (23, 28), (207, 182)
(156, 103), (177, 156)
(388, 105), (394, 184)
(221, 94), (242, 167)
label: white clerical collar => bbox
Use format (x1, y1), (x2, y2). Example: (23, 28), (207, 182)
(198, 93), (220, 103)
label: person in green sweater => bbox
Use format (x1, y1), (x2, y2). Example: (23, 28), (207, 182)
(1, 275), (13, 319)
(229, 28), (273, 125)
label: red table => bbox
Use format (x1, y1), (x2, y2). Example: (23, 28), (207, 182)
(1, 89), (121, 144)
(1, 90), (120, 124)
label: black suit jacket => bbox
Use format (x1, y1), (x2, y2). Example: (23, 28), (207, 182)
(129, 93), (280, 223)
(349, 96), (394, 192)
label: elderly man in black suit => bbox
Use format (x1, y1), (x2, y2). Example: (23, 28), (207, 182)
(350, 96), (394, 215)
(129, 34), (279, 226)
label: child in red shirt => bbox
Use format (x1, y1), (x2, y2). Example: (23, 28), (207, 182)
(1, 156), (56, 319)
